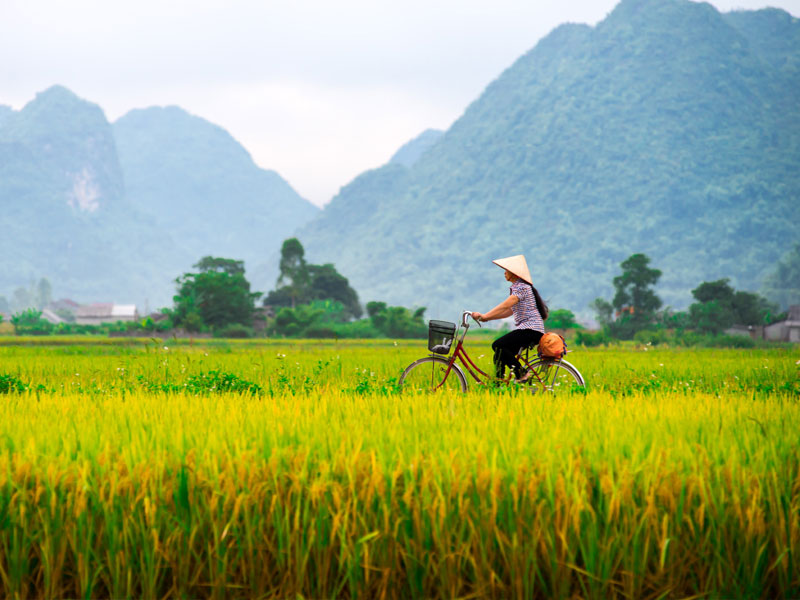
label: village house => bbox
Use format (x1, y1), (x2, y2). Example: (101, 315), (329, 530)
(75, 303), (139, 326)
(764, 305), (800, 343)
(40, 308), (65, 325)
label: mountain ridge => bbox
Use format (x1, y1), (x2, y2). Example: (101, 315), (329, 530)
(296, 0), (800, 318)
(0, 87), (318, 308)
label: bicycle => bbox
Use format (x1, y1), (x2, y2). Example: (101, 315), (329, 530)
(399, 311), (585, 393)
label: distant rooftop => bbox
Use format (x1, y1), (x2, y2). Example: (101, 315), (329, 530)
(75, 303), (138, 319)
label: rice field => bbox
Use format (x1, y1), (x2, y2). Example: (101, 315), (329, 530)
(0, 336), (798, 598)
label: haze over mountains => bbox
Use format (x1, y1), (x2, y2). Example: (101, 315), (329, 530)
(296, 0), (800, 317)
(0, 87), (317, 308)
(2, 0), (798, 318)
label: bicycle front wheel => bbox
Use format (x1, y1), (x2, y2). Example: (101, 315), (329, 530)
(526, 358), (585, 393)
(399, 356), (468, 393)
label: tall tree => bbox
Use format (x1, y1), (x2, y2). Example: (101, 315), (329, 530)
(610, 253), (662, 335)
(194, 257), (245, 276)
(266, 238), (362, 318)
(276, 238), (309, 308)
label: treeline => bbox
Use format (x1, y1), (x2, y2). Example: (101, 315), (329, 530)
(0, 279), (53, 315)
(3, 243), (796, 344)
(576, 253), (787, 348)
(154, 239), (426, 339)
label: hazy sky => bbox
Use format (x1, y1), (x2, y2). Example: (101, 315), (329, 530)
(2, 0), (798, 206)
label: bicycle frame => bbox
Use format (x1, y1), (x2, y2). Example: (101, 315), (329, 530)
(432, 311), (562, 390)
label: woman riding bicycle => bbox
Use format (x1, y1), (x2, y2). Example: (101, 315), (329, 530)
(471, 255), (549, 383)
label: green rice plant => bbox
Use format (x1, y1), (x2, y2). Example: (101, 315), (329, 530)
(0, 339), (797, 597)
(0, 374), (28, 394)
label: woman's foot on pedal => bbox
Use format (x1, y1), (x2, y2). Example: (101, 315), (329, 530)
(515, 369), (533, 384)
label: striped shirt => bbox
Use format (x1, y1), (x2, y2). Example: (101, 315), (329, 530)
(510, 281), (545, 332)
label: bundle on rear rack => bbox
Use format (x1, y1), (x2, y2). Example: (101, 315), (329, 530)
(428, 320), (456, 355)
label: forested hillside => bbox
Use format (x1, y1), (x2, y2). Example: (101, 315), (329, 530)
(113, 107), (318, 273)
(297, 0), (800, 317)
(0, 86), (181, 305)
(0, 88), (317, 308)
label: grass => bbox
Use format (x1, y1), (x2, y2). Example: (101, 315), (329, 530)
(0, 337), (797, 598)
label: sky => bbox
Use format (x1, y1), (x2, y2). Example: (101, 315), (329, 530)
(2, 0), (798, 207)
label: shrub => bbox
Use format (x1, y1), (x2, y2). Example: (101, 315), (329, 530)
(547, 309), (583, 329)
(332, 320), (381, 339)
(709, 334), (756, 349)
(183, 370), (262, 395)
(673, 331), (757, 348)
(136, 370), (262, 395)
(633, 329), (669, 346)
(0, 374), (29, 394)
(302, 325), (338, 338)
(575, 330), (611, 347)
(11, 309), (53, 335)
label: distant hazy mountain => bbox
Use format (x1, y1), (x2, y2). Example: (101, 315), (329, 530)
(298, 0), (800, 318)
(389, 129), (444, 167)
(113, 107), (318, 273)
(0, 106), (13, 128)
(0, 87), (318, 309)
(250, 129), (440, 291)
(0, 86), (181, 306)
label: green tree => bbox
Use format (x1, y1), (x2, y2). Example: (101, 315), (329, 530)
(366, 301), (426, 338)
(276, 238), (309, 308)
(732, 291), (779, 326)
(597, 253), (662, 338)
(689, 279), (736, 334)
(689, 278), (780, 334)
(689, 300), (733, 335)
(692, 279), (735, 305)
(172, 257), (261, 331)
(266, 238), (362, 318)
(307, 263), (362, 319)
(591, 298), (614, 327)
(11, 308), (53, 335)
(193, 256), (245, 276)
(612, 254), (663, 319)
(546, 308), (583, 329)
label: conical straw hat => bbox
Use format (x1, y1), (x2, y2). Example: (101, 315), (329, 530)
(492, 255), (532, 284)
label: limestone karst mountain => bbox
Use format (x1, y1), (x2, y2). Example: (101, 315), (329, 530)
(295, 0), (800, 317)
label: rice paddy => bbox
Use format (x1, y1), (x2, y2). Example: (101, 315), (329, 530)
(0, 336), (798, 598)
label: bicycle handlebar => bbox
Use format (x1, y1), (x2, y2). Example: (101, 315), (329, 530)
(462, 310), (482, 328)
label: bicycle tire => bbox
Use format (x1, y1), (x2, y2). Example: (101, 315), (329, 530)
(525, 358), (585, 393)
(399, 356), (468, 393)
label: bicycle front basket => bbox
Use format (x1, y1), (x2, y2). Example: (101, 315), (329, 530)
(428, 320), (456, 355)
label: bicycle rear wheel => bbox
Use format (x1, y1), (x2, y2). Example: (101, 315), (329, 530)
(399, 356), (468, 393)
(525, 358), (585, 393)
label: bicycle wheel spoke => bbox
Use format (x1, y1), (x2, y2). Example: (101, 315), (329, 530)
(399, 357), (467, 393)
(525, 358), (584, 394)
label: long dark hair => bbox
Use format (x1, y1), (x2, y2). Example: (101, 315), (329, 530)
(528, 282), (549, 320)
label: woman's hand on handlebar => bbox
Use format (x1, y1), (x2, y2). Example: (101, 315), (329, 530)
(471, 311), (484, 323)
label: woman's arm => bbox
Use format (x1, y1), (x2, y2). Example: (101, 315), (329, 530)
(471, 295), (518, 322)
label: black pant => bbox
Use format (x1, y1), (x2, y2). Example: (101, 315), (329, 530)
(492, 329), (543, 379)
